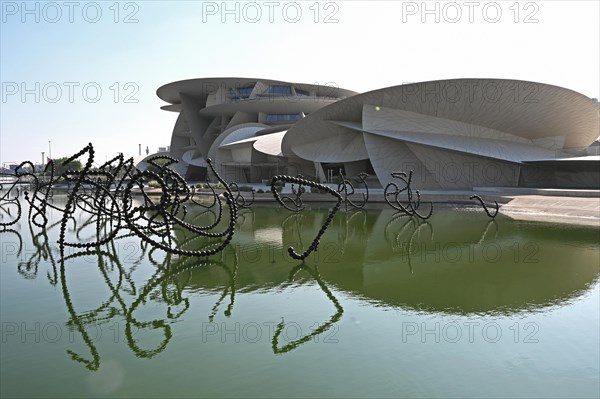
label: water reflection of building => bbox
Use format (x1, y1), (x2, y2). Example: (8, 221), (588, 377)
(177, 207), (600, 316)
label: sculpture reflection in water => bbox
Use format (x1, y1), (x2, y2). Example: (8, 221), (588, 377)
(22, 220), (60, 284)
(337, 208), (368, 256)
(475, 219), (499, 244)
(281, 212), (307, 251)
(1, 191), (241, 370)
(272, 263), (344, 354)
(383, 213), (500, 273)
(0, 184), (22, 228)
(14, 213), (341, 367)
(384, 213), (434, 274)
(208, 250), (238, 321)
(56, 238), (241, 370)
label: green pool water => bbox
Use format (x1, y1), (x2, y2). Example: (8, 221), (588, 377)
(1, 198), (599, 398)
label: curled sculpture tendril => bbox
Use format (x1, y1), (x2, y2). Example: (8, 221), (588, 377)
(384, 170), (433, 220)
(270, 174), (342, 260)
(469, 195), (499, 218)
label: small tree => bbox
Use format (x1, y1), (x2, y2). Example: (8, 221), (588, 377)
(50, 157), (83, 175)
(145, 158), (170, 175)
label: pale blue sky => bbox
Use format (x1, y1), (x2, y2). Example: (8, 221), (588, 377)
(1, 0), (598, 165)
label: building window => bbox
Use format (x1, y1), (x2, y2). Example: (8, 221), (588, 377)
(230, 86), (254, 100)
(265, 85), (292, 96)
(238, 86), (253, 98)
(266, 114), (301, 123)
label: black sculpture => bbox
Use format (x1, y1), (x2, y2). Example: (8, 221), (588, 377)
(270, 175), (342, 260)
(469, 195), (499, 218)
(337, 172), (369, 209)
(384, 170), (433, 219)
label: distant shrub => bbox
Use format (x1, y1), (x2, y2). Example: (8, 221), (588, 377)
(196, 182), (225, 190)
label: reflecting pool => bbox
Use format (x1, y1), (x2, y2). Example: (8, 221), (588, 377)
(1, 198), (599, 398)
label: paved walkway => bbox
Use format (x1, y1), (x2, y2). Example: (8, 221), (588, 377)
(499, 195), (600, 227)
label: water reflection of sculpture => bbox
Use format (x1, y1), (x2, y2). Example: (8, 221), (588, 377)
(208, 248), (238, 321)
(1, 182), (238, 370)
(56, 216), (340, 361)
(281, 211), (306, 251)
(336, 209), (368, 256)
(0, 185), (22, 228)
(382, 213), (498, 272)
(61, 249), (120, 370)
(384, 214), (434, 274)
(475, 219), (499, 244)
(272, 263), (344, 354)
(1, 219), (61, 284)
(234, 207), (255, 227)
(56, 237), (240, 369)
(22, 220), (60, 284)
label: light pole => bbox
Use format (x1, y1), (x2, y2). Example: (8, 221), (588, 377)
(41, 151), (45, 175)
(48, 140), (52, 160)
